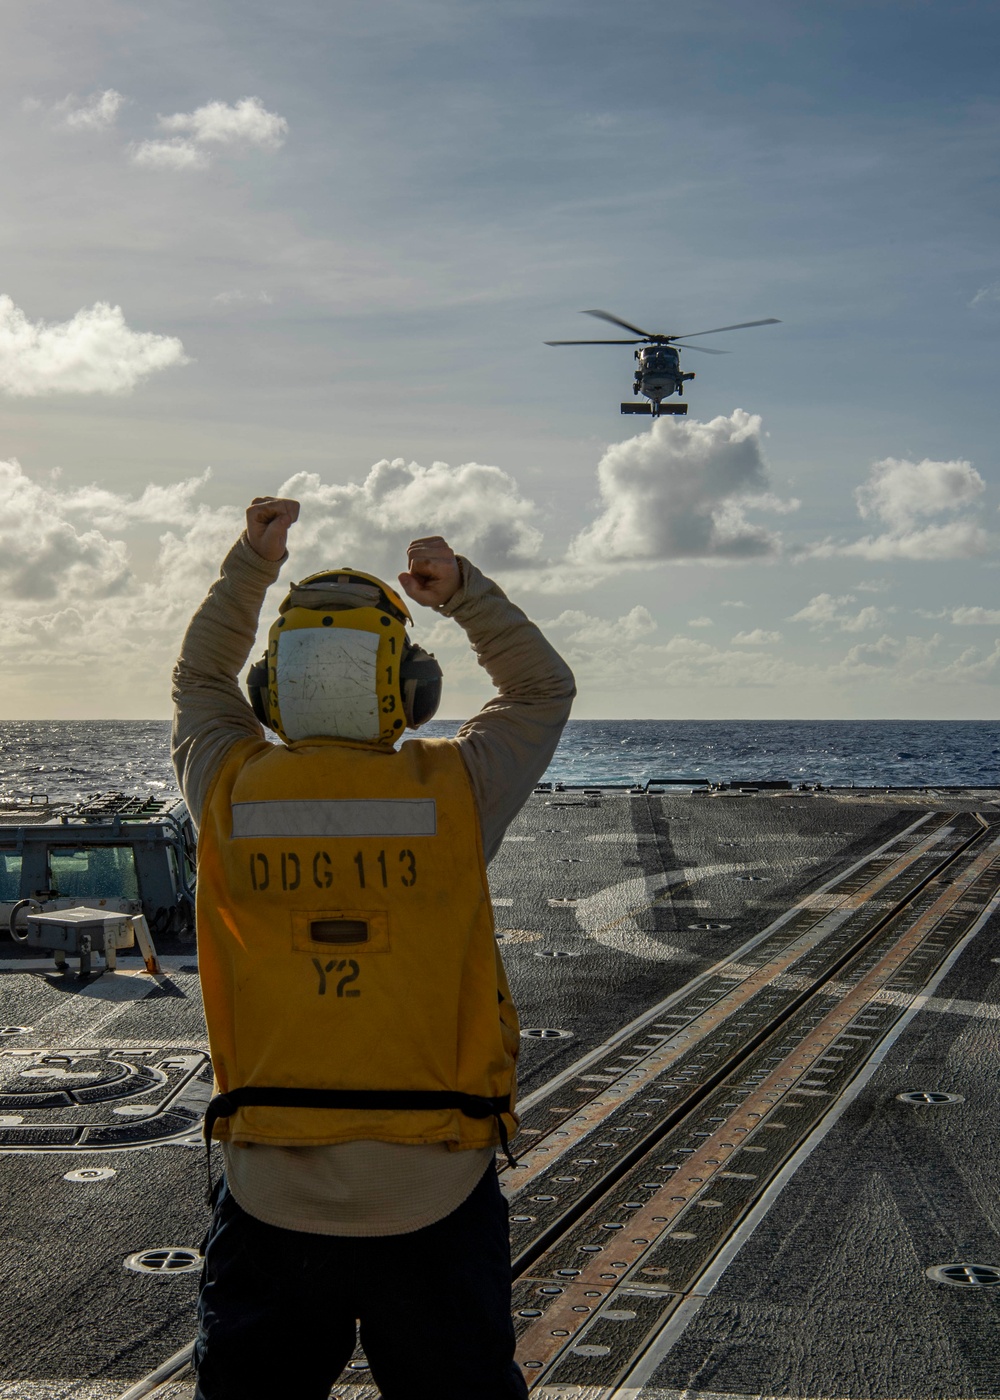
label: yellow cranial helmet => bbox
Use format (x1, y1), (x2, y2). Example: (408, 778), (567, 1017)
(245, 569), (443, 744)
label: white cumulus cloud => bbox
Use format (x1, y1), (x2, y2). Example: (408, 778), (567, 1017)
(567, 411), (794, 564)
(810, 456), (992, 561)
(828, 520), (992, 561)
(945, 606), (1000, 626)
(212, 289), (274, 307)
(0, 461), (242, 713)
(0, 459), (129, 600)
(688, 616), (714, 628)
(834, 633), (941, 677)
(59, 470), (212, 525)
(160, 97), (288, 149)
(131, 97), (287, 171)
(278, 458), (542, 577)
(0, 295), (189, 397)
(130, 139), (210, 171)
(856, 457), (985, 529)
(732, 628), (783, 645)
(57, 89), (126, 131)
(790, 593), (888, 631)
(915, 641), (1000, 685)
(543, 606), (657, 645)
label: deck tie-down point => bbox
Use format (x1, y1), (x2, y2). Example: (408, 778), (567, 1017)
(896, 1089), (965, 1105)
(124, 1247), (202, 1275)
(926, 1263), (1000, 1288)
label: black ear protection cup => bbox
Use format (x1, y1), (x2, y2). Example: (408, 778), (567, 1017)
(246, 657), (272, 729)
(400, 644), (443, 727)
(246, 638), (442, 733)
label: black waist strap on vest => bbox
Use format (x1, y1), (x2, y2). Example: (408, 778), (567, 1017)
(202, 1087), (517, 1204)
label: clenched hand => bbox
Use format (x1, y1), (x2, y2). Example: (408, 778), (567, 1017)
(398, 536), (461, 608)
(246, 497), (300, 562)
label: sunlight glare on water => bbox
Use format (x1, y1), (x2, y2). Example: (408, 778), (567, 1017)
(0, 719), (996, 804)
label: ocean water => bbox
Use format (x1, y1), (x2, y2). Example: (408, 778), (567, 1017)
(0, 719), (996, 805)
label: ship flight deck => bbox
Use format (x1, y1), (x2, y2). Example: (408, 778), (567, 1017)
(2, 783), (999, 1400)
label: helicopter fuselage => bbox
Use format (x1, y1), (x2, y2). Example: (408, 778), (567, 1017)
(634, 344), (694, 404)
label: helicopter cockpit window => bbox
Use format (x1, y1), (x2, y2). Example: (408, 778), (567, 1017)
(643, 348), (678, 369)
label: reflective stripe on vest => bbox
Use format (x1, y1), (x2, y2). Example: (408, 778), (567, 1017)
(196, 735), (520, 1151)
(231, 798), (437, 839)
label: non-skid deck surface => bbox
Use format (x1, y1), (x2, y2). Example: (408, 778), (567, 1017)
(2, 789), (998, 1399)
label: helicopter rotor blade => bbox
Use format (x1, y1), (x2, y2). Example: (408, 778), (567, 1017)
(582, 309), (655, 338)
(545, 338), (642, 346)
(668, 318), (781, 340)
(672, 343), (729, 355)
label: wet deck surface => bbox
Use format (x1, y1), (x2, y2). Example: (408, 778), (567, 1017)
(2, 788), (999, 1399)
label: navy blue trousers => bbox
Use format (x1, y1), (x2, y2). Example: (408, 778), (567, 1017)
(193, 1164), (528, 1400)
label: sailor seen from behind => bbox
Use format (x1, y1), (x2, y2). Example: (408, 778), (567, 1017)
(171, 496), (575, 1400)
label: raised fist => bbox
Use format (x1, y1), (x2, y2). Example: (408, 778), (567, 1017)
(246, 497), (300, 562)
(398, 536), (461, 608)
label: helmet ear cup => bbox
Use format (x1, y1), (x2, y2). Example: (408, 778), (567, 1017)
(246, 654), (273, 730)
(400, 643), (443, 727)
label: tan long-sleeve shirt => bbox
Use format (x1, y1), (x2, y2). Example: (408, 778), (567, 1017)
(172, 535), (574, 1234)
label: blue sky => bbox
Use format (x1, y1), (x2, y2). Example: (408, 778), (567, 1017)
(1, 0), (998, 718)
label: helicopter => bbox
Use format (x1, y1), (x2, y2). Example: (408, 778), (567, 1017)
(545, 309), (780, 417)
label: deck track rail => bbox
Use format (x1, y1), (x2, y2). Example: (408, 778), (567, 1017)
(502, 814), (1000, 1391)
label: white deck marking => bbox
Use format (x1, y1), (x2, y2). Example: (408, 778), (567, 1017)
(571, 872), (708, 962)
(571, 843), (927, 963)
(586, 834), (660, 843)
(517, 813), (934, 1112)
(872, 989), (1000, 1018)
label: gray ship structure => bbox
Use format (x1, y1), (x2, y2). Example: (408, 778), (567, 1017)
(2, 779), (1000, 1399)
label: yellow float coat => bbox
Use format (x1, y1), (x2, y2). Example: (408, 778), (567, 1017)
(196, 735), (519, 1150)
